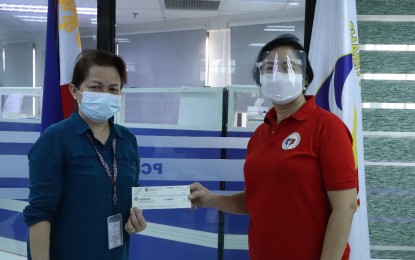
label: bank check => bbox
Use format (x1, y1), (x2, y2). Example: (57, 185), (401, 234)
(132, 185), (191, 209)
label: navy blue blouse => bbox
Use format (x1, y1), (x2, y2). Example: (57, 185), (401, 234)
(24, 112), (140, 260)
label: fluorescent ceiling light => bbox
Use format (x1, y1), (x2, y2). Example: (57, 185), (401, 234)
(361, 44), (415, 52)
(288, 2), (299, 5)
(77, 8), (97, 15)
(264, 25), (295, 32)
(2, 47), (5, 73)
(264, 28), (295, 31)
(20, 18), (47, 22)
(0, 4), (96, 15)
(14, 14), (47, 22)
(0, 4), (46, 13)
(266, 25), (295, 28)
(249, 43), (266, 47)
(14, 15), (46, 19)
(115, 38), (130, 43)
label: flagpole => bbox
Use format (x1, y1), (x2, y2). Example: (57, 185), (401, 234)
(303, 0), (317, 54)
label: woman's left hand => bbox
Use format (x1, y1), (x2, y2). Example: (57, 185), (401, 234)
(124, 207), (147, 234)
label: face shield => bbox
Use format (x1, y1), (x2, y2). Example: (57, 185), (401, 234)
(256, 49), (306, 104)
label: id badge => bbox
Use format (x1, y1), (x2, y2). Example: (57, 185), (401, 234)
(107, 213), (123, 250)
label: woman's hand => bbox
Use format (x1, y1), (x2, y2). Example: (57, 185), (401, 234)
(188, 182), (216, 209)
(189, 182), (247, 214)
(124, 207), (147, 234)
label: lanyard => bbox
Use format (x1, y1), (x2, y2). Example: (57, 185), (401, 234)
(86, 132), (118, 206)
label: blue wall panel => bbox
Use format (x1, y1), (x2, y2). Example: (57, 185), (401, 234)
(0, 122), (251, 258)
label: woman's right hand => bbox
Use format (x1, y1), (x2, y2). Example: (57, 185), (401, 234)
(188, 182), (216, 209)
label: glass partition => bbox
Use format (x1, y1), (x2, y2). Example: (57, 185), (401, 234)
(0, 85), (277, 131)
(117, 87), (224, 131)
(0, 86), (225, 130)
(227, 85), (271, 132)
(0, 87), (42, 122)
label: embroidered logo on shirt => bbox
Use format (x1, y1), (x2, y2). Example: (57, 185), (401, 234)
(282, 132), (301, 150)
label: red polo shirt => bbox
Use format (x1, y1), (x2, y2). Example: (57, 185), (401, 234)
(244, 96), (358, 260)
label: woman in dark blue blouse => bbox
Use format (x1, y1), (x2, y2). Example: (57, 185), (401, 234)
(23, 49), (147, 260)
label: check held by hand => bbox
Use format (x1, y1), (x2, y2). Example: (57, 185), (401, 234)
(124, 207), (147, 234)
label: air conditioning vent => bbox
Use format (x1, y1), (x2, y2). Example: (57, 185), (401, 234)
(164, 0), (220, 10)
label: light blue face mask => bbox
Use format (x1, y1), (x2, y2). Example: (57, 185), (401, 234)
(77, 90), (121, 123)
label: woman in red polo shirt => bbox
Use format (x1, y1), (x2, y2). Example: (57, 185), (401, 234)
(189, 34), (358, 260)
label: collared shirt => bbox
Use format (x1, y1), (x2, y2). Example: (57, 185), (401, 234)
(24, 112), (140, 260)
(244, 96), (357, 260)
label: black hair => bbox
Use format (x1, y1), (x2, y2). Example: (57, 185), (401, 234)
(71, 49), (127, 88)
(252, 34), (314, 86)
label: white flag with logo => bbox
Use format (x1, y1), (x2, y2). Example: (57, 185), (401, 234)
(307, 0), (371, 259)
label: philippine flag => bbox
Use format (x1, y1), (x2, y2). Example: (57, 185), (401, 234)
(41, 0), (82, 132)
(307, 0), (371, 259)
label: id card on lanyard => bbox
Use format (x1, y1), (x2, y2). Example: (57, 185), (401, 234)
(107, 213), (123, 249)
(86, 132), (124, 250)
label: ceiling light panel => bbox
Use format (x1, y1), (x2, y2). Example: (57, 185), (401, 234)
(0, 3), (96, 15)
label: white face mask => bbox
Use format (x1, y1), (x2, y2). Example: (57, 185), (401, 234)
(260, 72), (303, 105)
(77, 91), (121, 123)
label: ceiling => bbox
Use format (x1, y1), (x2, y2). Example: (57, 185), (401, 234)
(0, 0), (305, 42)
